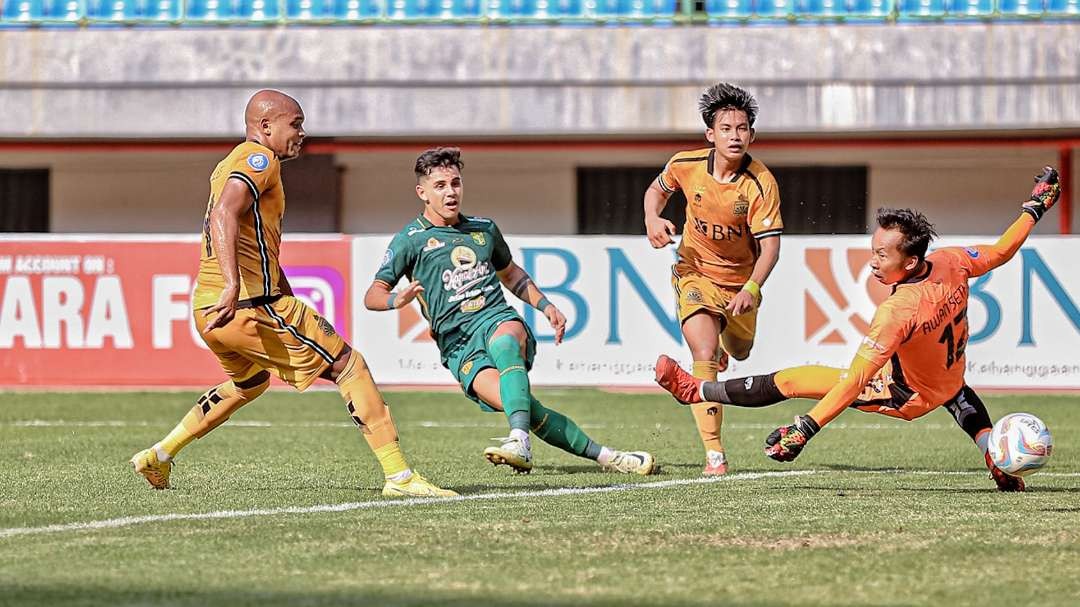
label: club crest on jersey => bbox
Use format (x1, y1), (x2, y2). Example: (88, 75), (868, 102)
(471, 232), (486, 246)
(423, 237), (446, 252)
(965, 247), (980, 259)
(450, 246), (477, 270)
(247, 153), (270, 172)
(733, 195), (749, 216)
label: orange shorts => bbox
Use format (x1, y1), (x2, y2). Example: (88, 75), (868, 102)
(194, 295), (345, 391)
(671, 267), (758, 345)
(851, 360), (939, 421)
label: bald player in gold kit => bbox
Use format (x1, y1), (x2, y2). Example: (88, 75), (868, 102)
(130, 90), (454, 498)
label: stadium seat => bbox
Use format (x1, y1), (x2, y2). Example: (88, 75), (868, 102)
(285, 0), (384, 19)
(546, 0), (583, 16)
(897, 0), (945, 16)
(489, 0), (538, 17)
(944, 0), (991, 14)
(185, 0), (282, 20)
(453, 0), (483, 16)
(1046, 0), (1078, 13)
(996, 0), (1038, 12)
(592, 0), (676, 15)
(703, 0), (754, 17)
(83, 0), (179, 22)
(755, 0), (792, 16)
(388, 0), (441, 17)
(1, 0), (80, 21)
(794, 0), (894, 15)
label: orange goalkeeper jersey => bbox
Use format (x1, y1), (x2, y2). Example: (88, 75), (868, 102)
(855, 246), (1004, 406)
(658, 148), (783, 287)
(193, 142), (284, 310)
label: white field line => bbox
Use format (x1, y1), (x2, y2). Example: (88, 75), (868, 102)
(846, 470), (1080, 478)
(3, 420), (974, 431)
(0, 470), (814, 540)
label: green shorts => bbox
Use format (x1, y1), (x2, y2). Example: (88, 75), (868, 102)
(443, 312), (536, 412)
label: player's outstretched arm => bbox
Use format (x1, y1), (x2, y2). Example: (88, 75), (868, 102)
(644, 178), (677, 248)
(203, 179), (255, 332)
(364, 279), (423, 312)
(497, 262), (567, 344)
(962, 167), (1062, 277)
(764, 356), (883, 462)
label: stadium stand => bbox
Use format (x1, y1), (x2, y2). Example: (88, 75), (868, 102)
(0, 0), (1075, 22)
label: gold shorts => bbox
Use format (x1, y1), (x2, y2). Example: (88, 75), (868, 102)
(671, 268), (758, 345)
(194, 295), (345, 391)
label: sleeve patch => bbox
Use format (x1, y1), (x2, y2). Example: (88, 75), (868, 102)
(965, 247), (980, 259)
(861, 336), (887, 354)
(380, 248), (394, 268)
(247, 153), (270, 172)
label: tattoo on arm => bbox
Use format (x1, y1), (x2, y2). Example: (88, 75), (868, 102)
(509, 276), (533, 300)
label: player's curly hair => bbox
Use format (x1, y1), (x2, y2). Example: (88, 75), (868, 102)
(414, 146), (464, 180)
(876, 208), (938, 260)
(699, 83), (758, 129)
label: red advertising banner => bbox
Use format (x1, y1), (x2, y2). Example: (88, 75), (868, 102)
(0, 236), (351, 387)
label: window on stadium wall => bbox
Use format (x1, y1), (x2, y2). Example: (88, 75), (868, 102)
(576, 165), (868, 235)
(0, 169), (49, 232)
(281, 154), (341, 232)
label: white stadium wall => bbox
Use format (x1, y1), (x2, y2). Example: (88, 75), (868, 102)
(1, 234), (1077, 390)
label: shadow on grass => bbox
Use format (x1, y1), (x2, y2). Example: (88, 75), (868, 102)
(0, 585), (789, 607)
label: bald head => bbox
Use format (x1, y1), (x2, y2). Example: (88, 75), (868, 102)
(245, 90), (301, 128)
(244, 89), (306, 161)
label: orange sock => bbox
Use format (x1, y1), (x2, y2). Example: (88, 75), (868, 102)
(690, 360), (723, 453)
(773, 366), (844, 399)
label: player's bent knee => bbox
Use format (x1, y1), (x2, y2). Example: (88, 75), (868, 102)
(488, 334), (524, 365)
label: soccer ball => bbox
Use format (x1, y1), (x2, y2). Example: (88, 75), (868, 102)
(987, 413), (1053, 477)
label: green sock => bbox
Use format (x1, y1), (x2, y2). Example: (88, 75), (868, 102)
(529, 397), (602, 460)
(488, 334), (532, 433)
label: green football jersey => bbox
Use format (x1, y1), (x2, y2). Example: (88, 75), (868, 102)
(375, 214), (520, 355)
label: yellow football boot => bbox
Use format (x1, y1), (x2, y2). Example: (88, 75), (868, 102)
(382, 473), (458, 498)
(130, 447), (172, 490)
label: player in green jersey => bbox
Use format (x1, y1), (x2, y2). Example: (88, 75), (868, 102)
(364, 147), (656, 476)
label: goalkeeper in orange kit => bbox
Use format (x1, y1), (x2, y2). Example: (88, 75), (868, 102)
(655, 167), (1062, 492)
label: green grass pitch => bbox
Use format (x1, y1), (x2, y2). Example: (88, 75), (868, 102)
(1, 389), (1078, 606)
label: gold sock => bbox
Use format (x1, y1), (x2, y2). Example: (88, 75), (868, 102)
(690, 360), (723, 453)
(159, 378), (268, 459)
(336, 350), (407, 475)
(373, 442), (410, 480)
(158, 421), (196, 459)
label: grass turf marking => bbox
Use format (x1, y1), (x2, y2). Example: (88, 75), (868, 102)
(0, 470), (814, 540)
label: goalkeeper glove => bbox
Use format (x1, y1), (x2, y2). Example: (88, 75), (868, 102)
(1021, 166), (1061, 222)
(764, 415), (820, 462)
